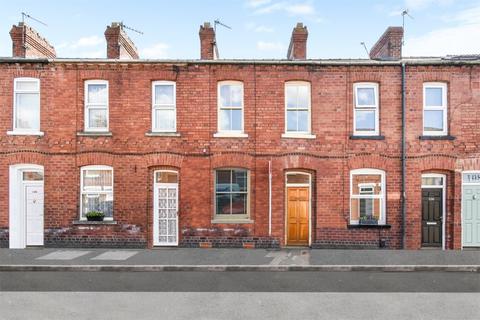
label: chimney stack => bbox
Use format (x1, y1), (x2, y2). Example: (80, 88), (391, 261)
(287, 23), (308, 60)
(199, 22), (217, 60)
(104, 22), (139, 59)
(10, 22), (56, 58)
(369, 26), (403, 60)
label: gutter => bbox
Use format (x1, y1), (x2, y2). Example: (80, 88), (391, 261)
(401, 62), (407, 249)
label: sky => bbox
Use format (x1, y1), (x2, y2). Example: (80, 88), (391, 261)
(0, 0), (479, 59)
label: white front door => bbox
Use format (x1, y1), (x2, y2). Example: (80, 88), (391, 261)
(25, 184), (44, 246)
(154, 183), (178, 246)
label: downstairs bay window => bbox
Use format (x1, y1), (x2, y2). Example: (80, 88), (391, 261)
(350, 169), (386, 225)
(80, 165), (113, 220)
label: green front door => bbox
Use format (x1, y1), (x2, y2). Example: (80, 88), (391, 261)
(462, 185), (480, 247)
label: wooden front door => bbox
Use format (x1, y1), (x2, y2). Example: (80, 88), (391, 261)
(421, 188), (443, 247)
(287, 187), (309, 246)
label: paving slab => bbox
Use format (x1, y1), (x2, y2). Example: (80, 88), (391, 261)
(91, 251), (138, 261)
(36, 250), (91, 260)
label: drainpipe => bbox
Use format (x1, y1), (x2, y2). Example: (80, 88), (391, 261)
(401, 62), (407, 249)
(268, 160), (272, 236)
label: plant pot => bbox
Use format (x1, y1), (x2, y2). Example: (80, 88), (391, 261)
(86, 216), (104, 222)
(359, 218), (378, 225)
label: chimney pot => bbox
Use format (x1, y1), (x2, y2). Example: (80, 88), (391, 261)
(369, 26), (404, 60)
(287, 22), (308, 60)
(104, 22), (139, 59)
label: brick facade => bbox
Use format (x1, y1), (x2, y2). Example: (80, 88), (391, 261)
(1, 23), (479, 249)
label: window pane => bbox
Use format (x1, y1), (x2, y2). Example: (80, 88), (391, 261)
(357, 87), (375, 106)
(297, 85), (309, 108)
(216, 170), (231, 192)
(286, 86), (297, 108)
(422, 177), (443, 186)
(23, 171), (43, 181)
(230, 85), (242, 107)
(424, 110), (444, 131)
(232, 170), (247, 192)
(87, 84), (107, 104)
(297, 110), (308, 132)
(351, 174), (382, 195)
(16, 93), (40, 130)
(425, 87), (443, 107)
(88, 108), (107, 128)
(83, 170), (112, 191)
(156, 171), (178, 183)
(82, 193), (113, 218)
(231, 193), (247, 215)
(16, 80), (39, 91)
(220, 85), (231, 106)
(154, 109), (175, 131)
(286, 110), (298, 132)
(219, 109), (231, 131)
(155, 85), (174, 105)
(287, 173), (309, 184)
(216, 194), (231, 215)
(355, 110), (375, 131)
(231, 109), (242, 131)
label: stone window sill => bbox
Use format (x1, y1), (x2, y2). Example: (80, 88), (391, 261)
(213, 132), (249, 138)
(419, 135), (455, 141)
(145, 132), (181, 137)
(211, 219), (254, 224)
(347, 224), (391, 229)
(73, 220), (117, 225)
(350, 135), (385, 140)
(7, 130), (44, 136)
(77, 131), (113, 137)
(281, 133), (316, 139)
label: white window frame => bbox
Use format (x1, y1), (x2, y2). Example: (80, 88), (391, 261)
(213, 168), (250, 222)
(84, 80), (109, 132)
(283, 81), (314, 139)
(215, 81), (246, 137)
(423, 82), (448, 136)
(353, 82), (379, 136)
(80, 165), (114, 221)
(9, 77), (42, 135)
(152, 81), (176, 133)
(350, 168), (386, 225)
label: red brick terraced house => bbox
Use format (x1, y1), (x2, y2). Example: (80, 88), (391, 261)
(1, 21), (480, 250)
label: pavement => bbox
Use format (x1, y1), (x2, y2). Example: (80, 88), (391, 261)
(0, 248), (479, 271)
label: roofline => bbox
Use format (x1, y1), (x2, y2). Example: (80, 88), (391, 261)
(0, 57), (479, 66)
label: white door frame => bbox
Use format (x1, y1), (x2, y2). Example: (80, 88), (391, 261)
(284, 171), (312, 246)
(153, 170), (179, 246)
(461, 171), (480, 249)
(421, 173), (446, 250)
(9, 164), (44, 249)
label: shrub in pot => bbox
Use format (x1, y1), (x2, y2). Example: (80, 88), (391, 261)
(86, 210), (105, 221)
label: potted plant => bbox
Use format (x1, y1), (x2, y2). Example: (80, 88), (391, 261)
(359, 215), (378, 225)
(86, 210), (105, 222)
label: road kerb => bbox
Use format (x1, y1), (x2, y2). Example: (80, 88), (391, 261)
(0, 264), (478, 272)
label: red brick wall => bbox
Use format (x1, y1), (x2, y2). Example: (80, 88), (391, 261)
(1, 61), (479, 249)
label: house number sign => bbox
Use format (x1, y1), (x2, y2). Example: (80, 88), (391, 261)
(463, 173), (480, 184)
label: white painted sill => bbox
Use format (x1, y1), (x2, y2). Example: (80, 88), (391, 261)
(281, 133), (316, 139)
(7, 130), (44, 136)
(77, 131), (113, 137)
(211, 219), (254, 224)
(213, 132), (249, 138)
(145, 132), (181, 137)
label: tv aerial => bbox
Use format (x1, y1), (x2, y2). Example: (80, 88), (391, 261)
(119, 21), (144, 35)
(401, 9), (414, 45)
(360, 42), (369, 57)
(214, 19), (231, 32)
(21, 12), (47, 26)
